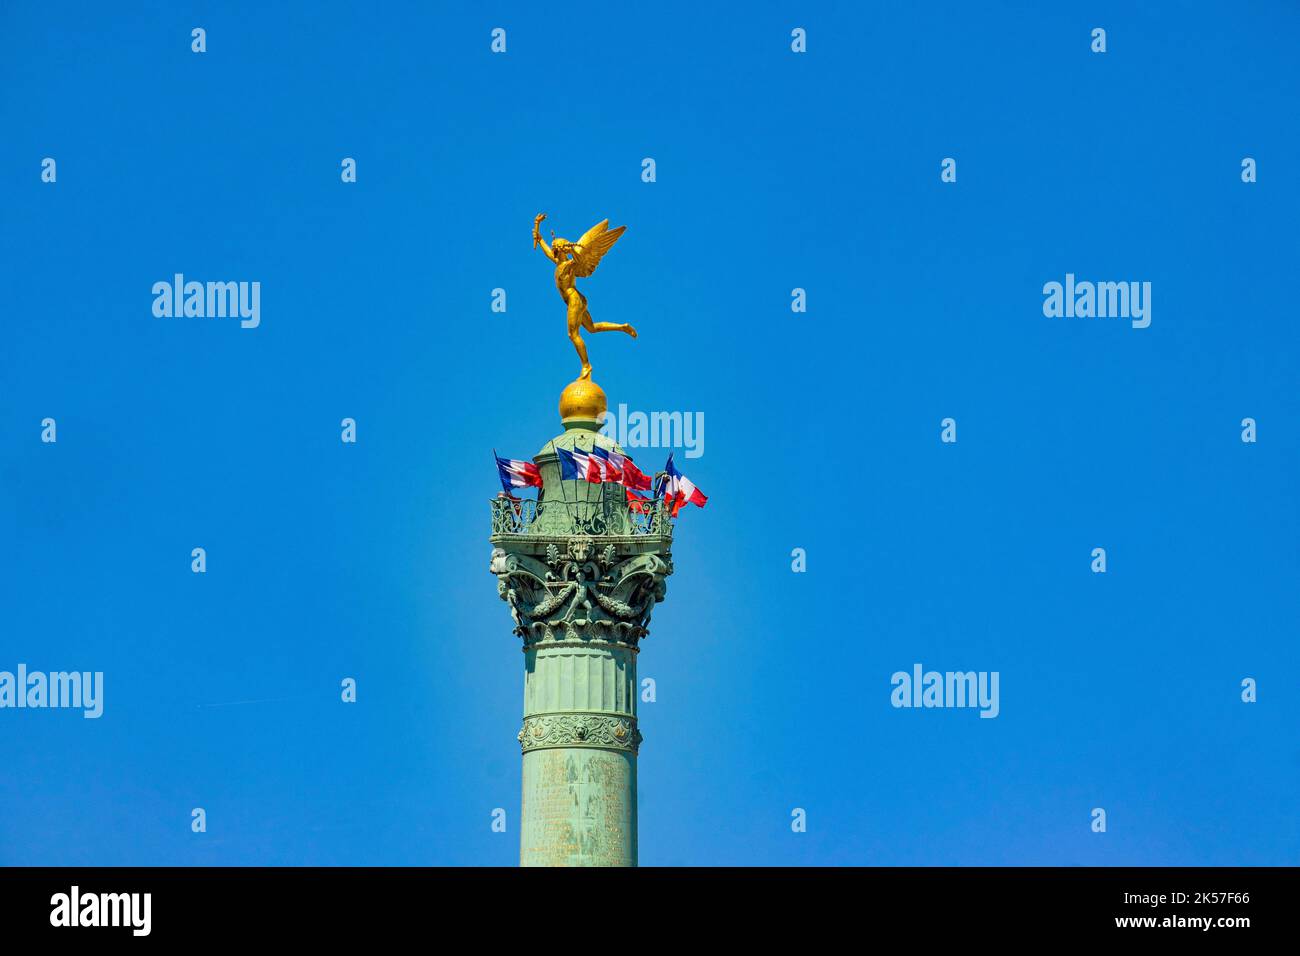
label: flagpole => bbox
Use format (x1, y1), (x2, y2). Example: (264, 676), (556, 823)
(546, 438), (576, 526)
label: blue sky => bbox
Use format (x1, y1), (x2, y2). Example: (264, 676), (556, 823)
(1, 1), (1297, 865)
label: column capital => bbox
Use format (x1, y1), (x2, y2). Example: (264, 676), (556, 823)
(490, 533), (672, 646)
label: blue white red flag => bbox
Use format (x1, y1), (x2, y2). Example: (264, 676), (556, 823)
(592, 446), (653, 490)
(558, 446), (653, 491)
(662, 453), (707, 517)
(494, 450), (542, 494)
(557, 447), (600, 482)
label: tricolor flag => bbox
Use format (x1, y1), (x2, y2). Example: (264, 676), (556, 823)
(557, 446), (602, 483)
(558, 445), (653, 491)
(662, 453), (707, 517)
(593, 446), (653, 491)
(494, 450), (542, 495)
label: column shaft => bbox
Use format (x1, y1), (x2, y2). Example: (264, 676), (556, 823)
(519, 642), (638, 866)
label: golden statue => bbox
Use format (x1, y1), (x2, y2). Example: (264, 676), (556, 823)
(533, 214), (637, 382)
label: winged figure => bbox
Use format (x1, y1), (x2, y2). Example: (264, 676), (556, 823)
(533, 214), (637, 380)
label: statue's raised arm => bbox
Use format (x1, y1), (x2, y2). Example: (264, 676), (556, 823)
(533, 213), (560, 263)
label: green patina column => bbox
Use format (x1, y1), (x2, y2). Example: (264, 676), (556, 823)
(489, 380), (673, 866)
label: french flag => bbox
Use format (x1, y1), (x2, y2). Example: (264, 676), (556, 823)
(557, 447), (601, 482)
(558, 446), (654, 491)
(662, 453), (707, 517)
(593, 446), (653, 491)
(495, 450), (542, 494)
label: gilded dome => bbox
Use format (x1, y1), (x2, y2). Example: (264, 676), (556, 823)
(559, 378), (608, 424)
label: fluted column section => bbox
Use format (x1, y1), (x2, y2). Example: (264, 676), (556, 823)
(519, 641), (639, 866)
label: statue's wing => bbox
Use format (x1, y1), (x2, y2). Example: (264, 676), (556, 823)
(571, 219), (626, 278)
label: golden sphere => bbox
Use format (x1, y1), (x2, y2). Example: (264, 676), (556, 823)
(559, 378), (608, 423)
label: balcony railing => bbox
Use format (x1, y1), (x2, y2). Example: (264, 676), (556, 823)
(490, 496), (538, 534)
(490, 495), (673, 538)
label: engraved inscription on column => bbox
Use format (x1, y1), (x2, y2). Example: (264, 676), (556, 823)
(520, 748), (636, 867)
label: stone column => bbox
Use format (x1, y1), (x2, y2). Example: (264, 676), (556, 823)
(518, 634), (640, 866)
(490, 379), (673, 867)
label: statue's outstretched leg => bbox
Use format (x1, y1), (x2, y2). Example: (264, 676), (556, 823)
(582, 311), (637, 339)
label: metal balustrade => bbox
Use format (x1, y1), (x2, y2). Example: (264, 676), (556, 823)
(490, 495), (673, 538)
